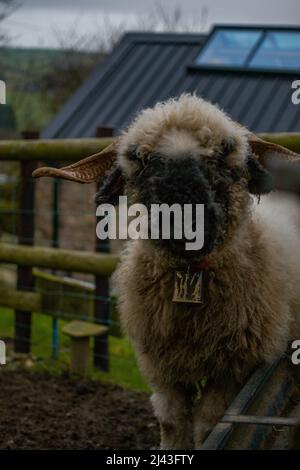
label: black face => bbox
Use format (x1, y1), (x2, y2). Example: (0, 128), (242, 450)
(126, 153), (247, 258)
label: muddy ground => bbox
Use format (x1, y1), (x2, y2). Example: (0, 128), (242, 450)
(0, 369), (159, 450)
(1, 368), (299, 450)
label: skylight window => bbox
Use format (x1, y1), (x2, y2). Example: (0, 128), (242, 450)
(194, 27), (300, 72)
(249, 31), (300, 70)
(195, 29), (262, 66)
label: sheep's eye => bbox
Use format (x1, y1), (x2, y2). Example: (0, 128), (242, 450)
(128, 148), (140, 161)
(128, 148), (150, 167)
(219, 139), (236, 159)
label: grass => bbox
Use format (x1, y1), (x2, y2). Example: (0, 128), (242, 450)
(0, 306), (149, 392)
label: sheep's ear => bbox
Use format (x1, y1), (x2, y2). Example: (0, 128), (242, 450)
(247, 155), (274, 195)
(248, 134), (300, 167)
(32, 139), (120, 183)
(95, 165), (124, 205)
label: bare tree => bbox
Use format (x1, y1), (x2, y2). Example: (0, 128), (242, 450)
(38, 23), (102, 114)
(138, 2), (208, 33)
(20, 3), (209, 120)
(93, 2), (209, 51)
(0, 0), (20, 47)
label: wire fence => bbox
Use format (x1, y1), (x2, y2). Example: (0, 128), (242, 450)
(0, 131), (147, 390)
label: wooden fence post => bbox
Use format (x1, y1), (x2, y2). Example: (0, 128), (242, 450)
(51, 167), (61, 359)
(94, 126), (114, 371)
(14, 131), (39, 354)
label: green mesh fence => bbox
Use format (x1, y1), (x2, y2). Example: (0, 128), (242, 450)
(0, 137), (148, 391)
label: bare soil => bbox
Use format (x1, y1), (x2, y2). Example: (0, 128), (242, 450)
(0, 369), (159, 450)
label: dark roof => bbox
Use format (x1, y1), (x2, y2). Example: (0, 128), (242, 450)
(42, 28), (300, 138)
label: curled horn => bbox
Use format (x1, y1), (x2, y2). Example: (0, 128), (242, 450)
(32, 139), (119, 183)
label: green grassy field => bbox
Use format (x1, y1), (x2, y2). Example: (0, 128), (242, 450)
(7, 89), (54, 132)
(0, 306), (149, 392)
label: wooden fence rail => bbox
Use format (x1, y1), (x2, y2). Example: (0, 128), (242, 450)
(0, 134), (300, 162)
(0, 243), (119, 275)
(0, 138), (114, 161)
(0, 287), (41, 311)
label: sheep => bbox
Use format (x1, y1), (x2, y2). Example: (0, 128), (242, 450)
(34, 94), (300, 450)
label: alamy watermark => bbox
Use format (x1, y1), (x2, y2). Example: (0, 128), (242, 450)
(0, 340), (6, 365)
(96, 196), (205, 251)
(0, 80), (6, 105)
(291, 80), (300, 105)
(291, 340), (300, 365)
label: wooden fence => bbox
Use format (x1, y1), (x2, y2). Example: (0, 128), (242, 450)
(0, 135), (115, 371)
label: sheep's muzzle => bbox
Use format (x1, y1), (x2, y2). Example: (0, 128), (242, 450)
(128, 155), (228, 257)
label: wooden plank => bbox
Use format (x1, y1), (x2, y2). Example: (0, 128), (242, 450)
(0, 138), (113, 161)
(62, 320), (108, 338)
(0, 243), (119, 275)
(34, 270), (122, 337)
(34, 269), (94, 320)
(0, 286), (41, 311)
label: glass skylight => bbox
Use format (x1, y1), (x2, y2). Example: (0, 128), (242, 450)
(249, 31), (300, 70)
(195, 29), (262, 66)
(195, 27), (300, 72)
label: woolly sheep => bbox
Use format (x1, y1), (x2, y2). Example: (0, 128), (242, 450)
(34, 94), (300, 449)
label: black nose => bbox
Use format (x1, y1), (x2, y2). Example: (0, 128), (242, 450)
(140, 156), (212, 206)
(136, 156), (227, 256)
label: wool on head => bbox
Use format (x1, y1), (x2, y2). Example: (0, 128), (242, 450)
(118, 94), (250, 175)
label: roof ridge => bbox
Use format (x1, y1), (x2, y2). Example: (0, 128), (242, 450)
(122, 31), (206, 43)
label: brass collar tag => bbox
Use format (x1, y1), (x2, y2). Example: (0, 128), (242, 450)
(172, 267), (203, 304)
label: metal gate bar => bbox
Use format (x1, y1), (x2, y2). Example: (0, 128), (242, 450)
(201, 357), (295, 449)
(221, 415), (297, 427)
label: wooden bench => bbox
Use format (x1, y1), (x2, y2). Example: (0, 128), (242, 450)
(62, 320), (108, 375)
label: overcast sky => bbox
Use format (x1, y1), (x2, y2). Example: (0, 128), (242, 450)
(3, 0), (300, 49)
